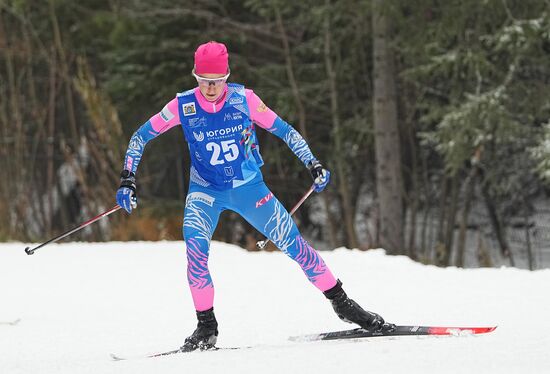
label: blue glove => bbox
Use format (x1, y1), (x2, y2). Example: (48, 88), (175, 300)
(308, 160), (330, 192)
(116, 170), (137, 213)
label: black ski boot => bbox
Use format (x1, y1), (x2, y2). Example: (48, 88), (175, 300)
(324, 280), (390, 332)
(181, 307), (219, 352)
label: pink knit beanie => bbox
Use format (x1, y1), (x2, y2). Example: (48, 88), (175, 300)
(194, 41), (229, 75)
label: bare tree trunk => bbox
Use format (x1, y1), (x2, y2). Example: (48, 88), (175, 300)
(323, 0), (358, 249)
(524, 212), (534, 270)
(73, 56), (125, 213)
(481, 181), (514, 266)
(322, 191), (339, 249)
(406, 118), (419, 260)
(420, 151), (431, 260)
(434, 176), (448, 264)
(23, 17), (48, 201)
(372, 0), (404, 254)
(46, 45), (57, 236)
(456, 172), (475, 267)
(406, 201), (417, 259)
(420, 205), (431, 260)
(442, 173), (459, 266)
(49, 0), (79, 146)
(477, 230), (493, 267)
(273, 4), (307, 138)
(0, 11), (10, 238)
(1, 10), (25, 236)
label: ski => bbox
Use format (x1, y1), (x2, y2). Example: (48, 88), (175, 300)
(289, 325), (497, 342)
(111, 324), (497, 360)
(110, 346), (244, 361)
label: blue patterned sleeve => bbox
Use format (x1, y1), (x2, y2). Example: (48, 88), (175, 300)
(122, 120), (160, 174)
(267, 117), (317, 166)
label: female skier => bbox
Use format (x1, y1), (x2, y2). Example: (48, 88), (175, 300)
(116, 41), (388, 351)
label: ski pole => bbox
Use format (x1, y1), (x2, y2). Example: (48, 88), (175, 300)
(24, 205), (122, 255)
(256, 185), (315, 250)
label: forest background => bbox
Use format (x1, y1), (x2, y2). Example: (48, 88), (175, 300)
(1, 0), (549, 270)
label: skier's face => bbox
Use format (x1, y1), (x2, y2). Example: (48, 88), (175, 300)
(195, 72), (228, 102)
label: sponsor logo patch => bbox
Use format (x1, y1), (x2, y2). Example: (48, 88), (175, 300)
(225, 112), (243, 121)
(193, 131), (205, 142)
(255, 192), (274, 208)
(224, 166), (234, 176)
(189, 117), (207, 128)
(257, 101), (267, 113)
(228, 96), (244, 105)
(160, 105), (174, 122)
(183, 102), (196, 116)
(186, 191), (215, 207)
(206, 124), (243, 138)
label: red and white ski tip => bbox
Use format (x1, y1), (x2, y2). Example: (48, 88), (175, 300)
(427, 326), (498, 336)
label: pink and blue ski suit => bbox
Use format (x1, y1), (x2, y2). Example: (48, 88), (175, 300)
(123, 83), (337, 311)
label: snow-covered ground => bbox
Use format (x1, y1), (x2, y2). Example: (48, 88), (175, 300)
(1, 241), (549, 374)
